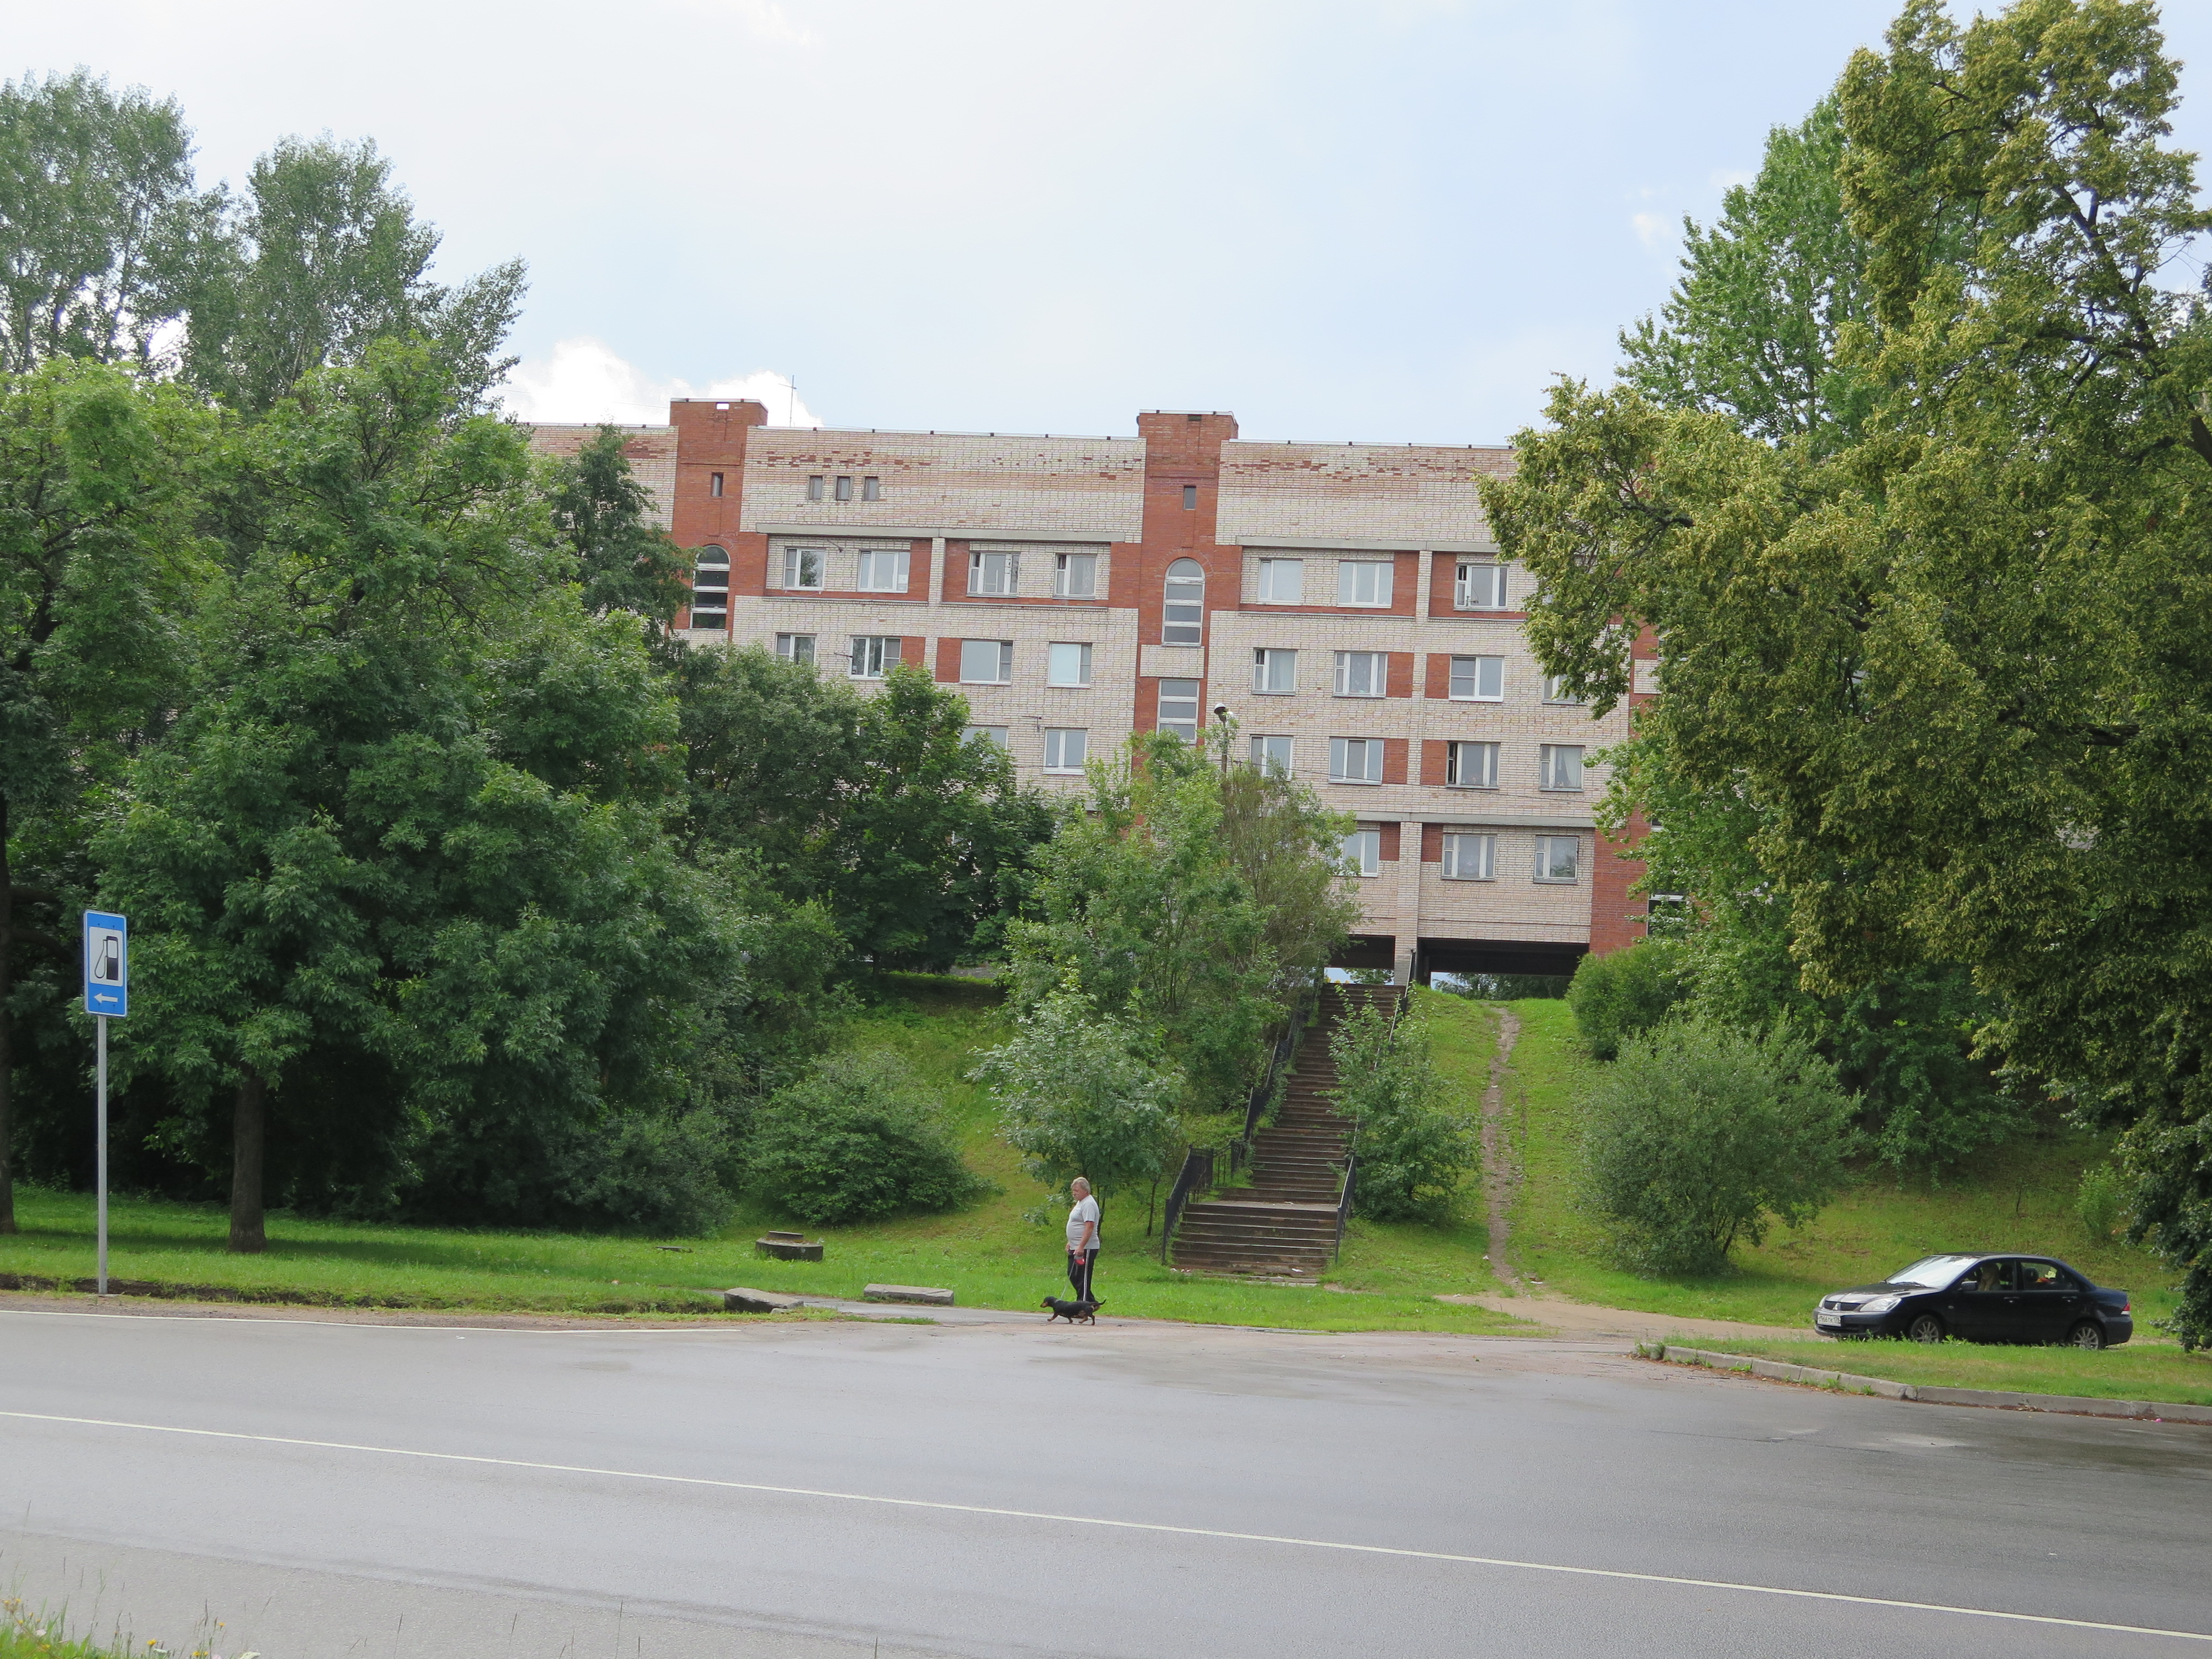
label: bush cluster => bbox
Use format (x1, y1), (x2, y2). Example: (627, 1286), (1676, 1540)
(744, 1050), (994, 1226)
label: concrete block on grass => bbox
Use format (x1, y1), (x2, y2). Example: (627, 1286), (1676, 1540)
(863, 1284), (955, 1306)
(721, 1287), (807, 1314)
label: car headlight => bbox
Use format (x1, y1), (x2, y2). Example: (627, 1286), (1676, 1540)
(1858, 1295), (1901, 1315)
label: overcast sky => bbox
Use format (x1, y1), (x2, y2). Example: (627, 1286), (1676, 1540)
(9, 1), (2212, 443)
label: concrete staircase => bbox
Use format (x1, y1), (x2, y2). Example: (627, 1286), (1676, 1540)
(1167, 984), (1404, 1279)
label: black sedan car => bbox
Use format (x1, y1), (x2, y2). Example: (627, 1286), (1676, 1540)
(1813, 1253), (2133, 1348)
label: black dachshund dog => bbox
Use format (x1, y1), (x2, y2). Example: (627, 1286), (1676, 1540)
(1042, 1296), (1100, 1324)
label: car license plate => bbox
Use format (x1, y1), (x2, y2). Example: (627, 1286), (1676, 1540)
(1815, 1312), (1843, 1328)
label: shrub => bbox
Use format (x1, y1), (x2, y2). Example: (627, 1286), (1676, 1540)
(974, 987), (1184, 1211)
(745, 1050), (992, 1225)
(1567, 940), (1692, 1060)
(1328, 1004), (1477, 1222)
(2077, 1163), (2125, 1242)
(1577, 1018), (1853, 1275)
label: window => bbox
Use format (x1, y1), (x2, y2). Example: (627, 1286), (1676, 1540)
(807, 475), (825, 502)
(1044, 728), (1088, 772)
(1047, 642), (1093, 687)
(1454, 561), (1507, 609)
(862, 476), (881, 502)
(709, 471), (724, 498)
(969, 549), (1020, 597)
(1441, 832), (1496, 880)
(1543, 674), (1585, 705)
(1446, 740), (1499, 789)
(1250, 735), (1293, 775)
(775, 633), (815, 665)
(690, 545), (729, 628)
(1449, 655), (1504, 701)
(1540, 744), (1584, 791)
(1329, 737), (1384, 784)
(1253, 648), (1297, 694)
(961, 639), (1014, 684)
(1182, 484), (1198, 509)
(1337, 560), (1394, 607)
(1054, 551), (1098, 598)
(849, 636), (898, 679)
(1163, 558), (1204, 645)
(1156, 678), (1201, 742)
(834, 475), (854, 502)
(1533, 834), (1581, 883)
(1334, 650), (1387, 697)
(782, 546), (826, 590)
(1340, 829), (1382, 878)
(963, 725), (1008, 749)
(1256, 559), (1305, 603)
(855, 548), (910, 593)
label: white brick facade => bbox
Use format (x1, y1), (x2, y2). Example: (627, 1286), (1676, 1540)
(532, 405), (1647, 979)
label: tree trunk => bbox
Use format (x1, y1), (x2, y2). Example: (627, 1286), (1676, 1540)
(0, 794), (14, 1236)
(228, 1068), (267, 1253)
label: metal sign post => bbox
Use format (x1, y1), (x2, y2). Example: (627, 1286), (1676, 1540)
(83, 911), (128, 1298)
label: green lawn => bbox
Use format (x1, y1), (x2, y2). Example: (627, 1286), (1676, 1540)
(1499, 997), (2184, 1335)
(1655, 1336), (2212, 1407)
(0, 977), (1526, 1335)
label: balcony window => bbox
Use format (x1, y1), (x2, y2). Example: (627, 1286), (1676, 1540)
(855, 548), (909, 593)
(1048, 643), (1093, 687)
(1055, 551), (1098, 598)
(1449, 655), (1504, 701)
(1337, 560), (1393, 607)
(1328, 737), (1383, 784)
(1441, 832), (1496, 880)
(970, 550), (1020, 597)
(1454, 561), (1507, 609)
(1255, 559), (1304, 603)
(961, 639), (1015, 684)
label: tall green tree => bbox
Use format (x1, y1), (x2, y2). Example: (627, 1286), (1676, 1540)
(542, 425), (691, 629)
(96, 343), (745, 1246)
(1009, 731), (1356, 1114)
(1619, 95), (1879, 451)
(1484, 0), (2212, 1341)
(0, 359), (210, 1232)
(0, 70), (220, 374)
(183, 135), (525, 414)
(676, 648), (1050, 969)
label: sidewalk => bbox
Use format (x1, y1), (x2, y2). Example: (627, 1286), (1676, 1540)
(1440, 1290), (1818, 1344)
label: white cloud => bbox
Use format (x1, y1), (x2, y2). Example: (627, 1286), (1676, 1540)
(1630, 211), (1671, 251)
(499, 337), (822, 427)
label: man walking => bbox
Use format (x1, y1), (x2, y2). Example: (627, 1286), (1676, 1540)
(1066, 1177), (1100, 1304)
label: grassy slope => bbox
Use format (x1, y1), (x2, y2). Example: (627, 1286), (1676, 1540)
(1663, 1338), (2212, 1406)
(0, 977), (1525, 1335)
(1502, 996), (2212, 1400)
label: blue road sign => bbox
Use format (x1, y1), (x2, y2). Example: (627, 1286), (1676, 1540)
(84, 910), (127, 1019)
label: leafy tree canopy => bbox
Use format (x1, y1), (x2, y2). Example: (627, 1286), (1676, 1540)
(1484, 0), (2212, 1340)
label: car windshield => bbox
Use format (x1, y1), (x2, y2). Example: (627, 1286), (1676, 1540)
(1887, 1254), (1980, 1288)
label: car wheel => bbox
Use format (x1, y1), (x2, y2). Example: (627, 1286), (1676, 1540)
(2067, 1321), (2105, 1351)
(1906, 1312), (1945, 1344)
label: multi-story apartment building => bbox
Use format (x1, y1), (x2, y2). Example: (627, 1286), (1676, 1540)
(528, 401), (1648, 983)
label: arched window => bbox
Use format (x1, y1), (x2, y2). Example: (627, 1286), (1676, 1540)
(1163, 558), (1204, 645)
(690, 545), (730, 630)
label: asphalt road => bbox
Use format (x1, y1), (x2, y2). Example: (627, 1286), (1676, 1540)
(3, 1305), (2209, 1659)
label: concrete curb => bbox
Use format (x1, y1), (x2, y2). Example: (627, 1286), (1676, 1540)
(1636, 1343), (2212, 1425)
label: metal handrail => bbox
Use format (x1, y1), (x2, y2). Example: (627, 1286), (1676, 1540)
(1334, 1151), (1358, 1259)
(1159, 1146), (1215, 1264)
(1240, 981), (1321, 1149)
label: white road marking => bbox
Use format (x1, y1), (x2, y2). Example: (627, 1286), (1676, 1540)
(3, 1407), (2205, 1644)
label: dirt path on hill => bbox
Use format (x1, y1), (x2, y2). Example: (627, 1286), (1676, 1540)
(1479, 1005), (1523, 1288)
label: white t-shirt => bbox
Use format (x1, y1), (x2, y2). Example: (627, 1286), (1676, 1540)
(1066, 1194), (1100, 1251)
